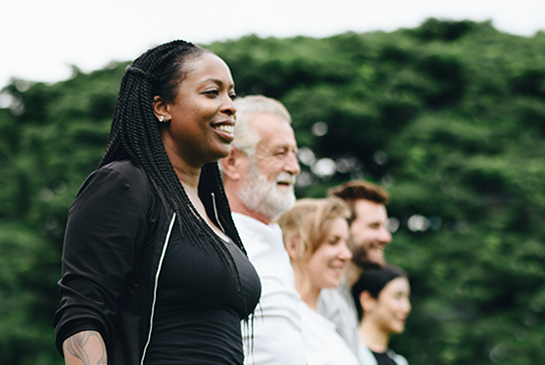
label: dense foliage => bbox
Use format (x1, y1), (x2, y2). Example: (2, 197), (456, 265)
(1, 19), (544, 364)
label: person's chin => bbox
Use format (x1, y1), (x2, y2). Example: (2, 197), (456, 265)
(210, 144), (232, 161)
(325, 273), (342, 288)
(273, 187), (296, 207)
(392, 322), (405, 334)
(367, 249), (385, 265)
(275, 184), (294, 194)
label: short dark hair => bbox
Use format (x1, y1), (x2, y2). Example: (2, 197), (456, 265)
(328, 180), (389, 225)
(351, 263), (406, 321)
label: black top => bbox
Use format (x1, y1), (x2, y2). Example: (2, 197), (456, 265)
(372, 351), (398, 365)
(143, 221), (261, 364)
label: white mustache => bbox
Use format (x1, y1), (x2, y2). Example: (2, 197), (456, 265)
(275, 172), (296, 185)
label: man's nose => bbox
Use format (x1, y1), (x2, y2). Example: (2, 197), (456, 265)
(284, 151), (300, 175)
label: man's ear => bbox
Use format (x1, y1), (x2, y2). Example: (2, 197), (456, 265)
(221, 148), (245, 181)
(152, 96), (171, 121)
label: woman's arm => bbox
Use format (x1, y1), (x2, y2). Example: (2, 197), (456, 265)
(55, 163), (152, 358)
(63, 330), (107, 365)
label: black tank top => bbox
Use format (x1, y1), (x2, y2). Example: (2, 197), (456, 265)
(143, 220), (261, 364)
(372, 351), (398, 365)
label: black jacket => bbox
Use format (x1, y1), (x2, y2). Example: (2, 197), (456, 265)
(54, 160), (243, 364)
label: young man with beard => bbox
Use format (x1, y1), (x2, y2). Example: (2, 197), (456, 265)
(317, 180), (392, 356)
(221, 95), (304, 365)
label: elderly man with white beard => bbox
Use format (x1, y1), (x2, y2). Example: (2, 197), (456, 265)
(221, 95), (304, 365)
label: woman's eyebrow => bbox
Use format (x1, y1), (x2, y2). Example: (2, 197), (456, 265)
(200, 78), (234, 88)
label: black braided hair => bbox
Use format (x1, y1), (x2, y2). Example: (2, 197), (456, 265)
(99, 40), (251, 314)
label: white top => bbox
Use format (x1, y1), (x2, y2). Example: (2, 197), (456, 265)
(317, 278), (360, 355)
(299, 301), (360, 365)
(233, 213), (306, 365)
(358, 342), (409, 365)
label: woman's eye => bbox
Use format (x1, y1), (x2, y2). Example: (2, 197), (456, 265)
(328, 238), (339, 246)
(230, 93), (237, 100)
(205, 90), (219, 96)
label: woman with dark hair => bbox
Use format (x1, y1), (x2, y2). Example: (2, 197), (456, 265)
(351, 264), (411, 365)
(53, 40), (261, 365)
(277, 198), (359, 365)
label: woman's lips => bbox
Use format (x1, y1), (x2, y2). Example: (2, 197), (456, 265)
(213, 123), (235, 142)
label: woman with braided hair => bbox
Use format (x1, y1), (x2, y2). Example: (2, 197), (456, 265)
(53, 40), (261, 365)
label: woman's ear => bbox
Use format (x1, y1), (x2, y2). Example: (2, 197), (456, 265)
(152, 95), (171, 122)
(284, 235), (301, 261)
(359, 290), (377, 313)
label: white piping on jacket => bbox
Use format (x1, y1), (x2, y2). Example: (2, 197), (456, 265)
(140, 213), (177, 365)
(211, 192), (226, 234)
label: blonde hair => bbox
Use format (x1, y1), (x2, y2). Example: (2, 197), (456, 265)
(277, 197), (350, 260)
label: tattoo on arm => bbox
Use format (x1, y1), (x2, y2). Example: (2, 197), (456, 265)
(64, 330), (107, 365)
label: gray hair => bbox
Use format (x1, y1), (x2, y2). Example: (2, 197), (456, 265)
(232, 95), (292, 159)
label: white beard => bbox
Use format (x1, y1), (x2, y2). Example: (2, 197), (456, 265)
(239, 163), (296, 221)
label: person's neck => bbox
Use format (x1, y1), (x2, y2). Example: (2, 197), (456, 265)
(161, 139), (203, 190)
(300, 289), (321, 312)
(164, 149), (204, 217)
(346, 262), (363, 287)
(169, 158), (202, 191)
(230, 202), (273, 225)
(359, 318), (390, 353)
(293, 266), (321, 312)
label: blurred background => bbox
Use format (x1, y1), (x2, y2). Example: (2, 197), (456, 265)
(1, 2), (545, 364)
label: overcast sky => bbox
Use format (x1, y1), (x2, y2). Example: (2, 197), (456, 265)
(2, 0), (545, 89)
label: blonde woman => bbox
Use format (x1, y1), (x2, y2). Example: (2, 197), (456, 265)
(277, 198), (359, 365)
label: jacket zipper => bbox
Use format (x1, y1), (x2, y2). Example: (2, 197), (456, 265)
(140, 213), (177, 365)
(211, 192), (226, 233)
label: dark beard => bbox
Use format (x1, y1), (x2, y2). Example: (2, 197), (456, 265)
(349, 242), (384, 269)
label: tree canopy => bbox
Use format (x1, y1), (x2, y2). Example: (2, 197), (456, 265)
(1, 19), (544, 364)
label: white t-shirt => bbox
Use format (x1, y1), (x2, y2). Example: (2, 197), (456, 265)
(233, 213), (306, 365)
(299, 301), (360, 365)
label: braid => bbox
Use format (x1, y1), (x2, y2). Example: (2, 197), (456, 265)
(99, 40), (249, 307)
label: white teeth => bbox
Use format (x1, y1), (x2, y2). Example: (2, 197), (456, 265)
(216, 125), (234, 134)
(275, 172), (296, 185)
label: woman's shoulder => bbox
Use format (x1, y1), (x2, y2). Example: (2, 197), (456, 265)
(83, 160), (151, 193)
(74, 160), (156, 208)
(98, 160), (148, 182)
(300, 302), (359, 364)
(387, 349), (408, 365)
(299, 301), (337, 331)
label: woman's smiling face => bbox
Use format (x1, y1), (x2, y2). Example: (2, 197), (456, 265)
(369, 276), (412, 335)
(305, 217), (352, 291)
(156, 52), (237, 168)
